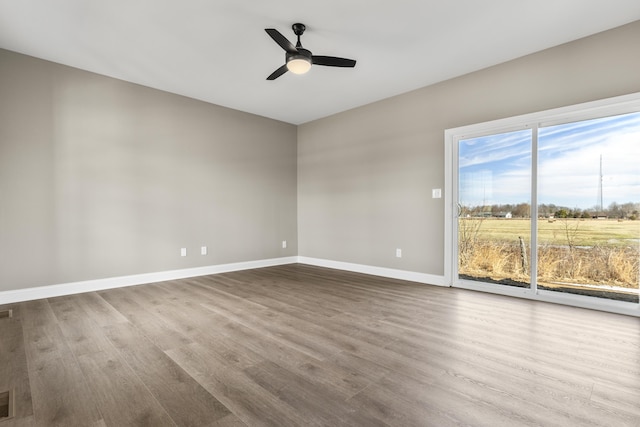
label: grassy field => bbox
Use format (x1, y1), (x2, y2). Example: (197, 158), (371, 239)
(466, 217), (640, 247)
(458, 218), (639, 293)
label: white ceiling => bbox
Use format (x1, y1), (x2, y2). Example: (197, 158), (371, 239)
(1, 1), (639, 125)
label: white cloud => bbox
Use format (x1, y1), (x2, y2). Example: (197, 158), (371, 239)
(458, 112), (640, 208)
(538, 131), (640, 207)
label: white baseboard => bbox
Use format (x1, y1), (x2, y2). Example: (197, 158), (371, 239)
(0, 257), (298, 304)
(0, 255), (446, 305)
(297, 256), (447, 287)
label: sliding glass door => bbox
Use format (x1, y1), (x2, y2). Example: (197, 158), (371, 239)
(537, 112), (640, 303)
(457, 129), (532, 289)
(448, 94), (640, 314)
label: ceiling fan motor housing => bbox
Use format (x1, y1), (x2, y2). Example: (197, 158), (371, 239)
(286, 48), (312, 64)
(292, 23), (306, 36)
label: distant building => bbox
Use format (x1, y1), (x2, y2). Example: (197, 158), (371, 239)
(494, 212), (512, 218)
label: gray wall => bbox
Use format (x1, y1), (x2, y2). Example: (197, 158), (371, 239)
(2, 21), (640, 294)
(297, 21), (640, 276)
(0, 49), (298, 292)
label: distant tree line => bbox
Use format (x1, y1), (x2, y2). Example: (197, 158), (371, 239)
(461, 201), (640, 220)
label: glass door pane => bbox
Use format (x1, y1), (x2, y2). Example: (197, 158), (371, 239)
(457, 129), (532, 288)
(537, 112), (640, 303)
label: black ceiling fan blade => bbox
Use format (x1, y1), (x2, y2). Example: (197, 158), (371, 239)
(312, 56), (356, 68)
(265, 29), (298, 54)
(266, 64), (289, 80)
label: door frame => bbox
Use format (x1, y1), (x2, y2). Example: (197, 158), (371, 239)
(444, 92), (640, 317)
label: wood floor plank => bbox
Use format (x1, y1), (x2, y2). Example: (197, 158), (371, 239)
(209, 413), (247, 427)
(189, 309), (382, 401)
(97, 287), (166, 326)
(426, 355), (614, 426)
(383, 306), (640, 377)
(48, 295), (116, 357)
(243, 360), (388, 427)
(199, 300), (343, 361)
(165, 343), (309, 427)
(214, 319), (324, 372)
(73, 292), (130, 327)
(103, 321), (231, 426)
(378, 316), (598, 396)
(427, 365), (639, 427)
(346, 379), (466, 427)
(21, 300), (103, 427)
(385, 309), (640, 394)
(205, 273), (349, 317)
(17, 299), (58, 329)
(590, 381), (640, 419)
(98, 287), (195, 352)
(76, 349), (176, 427)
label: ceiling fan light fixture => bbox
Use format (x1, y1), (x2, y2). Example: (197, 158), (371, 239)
(286, 56), (312, 74)
(265, 23), (355, 80)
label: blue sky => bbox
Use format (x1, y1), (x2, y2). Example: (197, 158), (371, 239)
(459, 111), (640, 209)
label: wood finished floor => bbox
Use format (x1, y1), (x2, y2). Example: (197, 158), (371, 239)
(1, 264), (639, 427)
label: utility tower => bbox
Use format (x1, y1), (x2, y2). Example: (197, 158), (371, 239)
(597, 154), (603, 214)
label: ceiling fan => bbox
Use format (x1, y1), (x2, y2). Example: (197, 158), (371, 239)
(265, 23), (356, 80)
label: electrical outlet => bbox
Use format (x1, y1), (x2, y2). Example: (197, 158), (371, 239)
(282, 240), (287, 249)
(180, 248), (187, 257)
(396, 248), (402, 258)
(201, 246), (207, 255)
